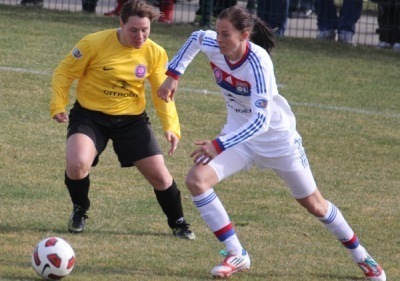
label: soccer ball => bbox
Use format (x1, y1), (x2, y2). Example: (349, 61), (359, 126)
(32, 237), (76, 280)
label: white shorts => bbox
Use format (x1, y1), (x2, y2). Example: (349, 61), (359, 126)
(209, 134), (317, 199)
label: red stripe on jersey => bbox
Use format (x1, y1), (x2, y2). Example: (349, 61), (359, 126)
(212, 139), (223, 154)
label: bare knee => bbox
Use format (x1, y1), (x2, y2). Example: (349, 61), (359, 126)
(185, 166), (218, 196)
(135, 155), (173, 190)
(296, 189), (328, 217)
(66, 160), (91, 180)
(303, 201), (328, 217)
(185, 174), (204, 195)
(66, 133), (96, 179)
(149, 175), (173, 190)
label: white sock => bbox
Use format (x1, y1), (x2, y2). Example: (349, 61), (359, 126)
(192, 188), (243, 254)
(319, 201), (367, 262)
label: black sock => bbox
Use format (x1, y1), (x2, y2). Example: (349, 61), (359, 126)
(65, 172), (91, 210)
(154, 180), (185, 229)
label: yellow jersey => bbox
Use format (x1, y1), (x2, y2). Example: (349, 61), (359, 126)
(50, 28), (180, 138)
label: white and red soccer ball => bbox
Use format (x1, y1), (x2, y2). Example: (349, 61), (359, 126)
(32, 237), (75, 280)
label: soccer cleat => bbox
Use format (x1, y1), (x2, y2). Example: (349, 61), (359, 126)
(172, 221), (196, 240)
(357, 254), (386, 281)
(68, 204), (88, 234)
(211, 249), (251, 278)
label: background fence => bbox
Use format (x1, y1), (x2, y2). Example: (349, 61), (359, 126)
(0, 0), (382, 47)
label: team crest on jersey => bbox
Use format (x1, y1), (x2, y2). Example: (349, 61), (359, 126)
(213, 68), (223, 83)
(135, 64), (146, 78)
(236, 82), (249, 94)
(255, 99), (268, 108)
(72, 48), (82, 59)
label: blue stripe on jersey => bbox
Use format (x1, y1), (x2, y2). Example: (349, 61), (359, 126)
(320, 204), (337, 224)
(248, 51), (266, 93)
(203, 37), (219, 48)
(169, 33), (197, 70)
(193, 191), (217, 208)
(223, 112), (266, 149)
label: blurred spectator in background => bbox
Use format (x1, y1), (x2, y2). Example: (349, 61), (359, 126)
(105, 0), (175, 23)
(196, 0), (237, 17)
(289, 0), (314, 19)
(214, 0), (237, 15)
(246, 0), (256, 14)
(315, 0), (362, 44)
(158, 0), (176, 23)
(257, 0), (289, 36)
(20, 0), (43, 7)
(104, 0), (128, 16)
(374, 0), (400, 50)
(82, 0), (98, 13)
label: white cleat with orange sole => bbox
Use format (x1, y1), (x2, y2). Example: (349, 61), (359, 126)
(211, 249), (251, 278)
(357, 254), (386, 281)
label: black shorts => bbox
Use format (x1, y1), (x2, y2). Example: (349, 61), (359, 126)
(67, 102), (162, 167)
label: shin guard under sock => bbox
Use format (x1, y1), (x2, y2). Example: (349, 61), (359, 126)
(154, 180), (184, 228)
(65, 172), (90, 210)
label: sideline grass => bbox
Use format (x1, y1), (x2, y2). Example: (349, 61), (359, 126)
(0, 5), (399, 281)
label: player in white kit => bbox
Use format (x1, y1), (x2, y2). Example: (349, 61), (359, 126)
(158, 5), (386, 280)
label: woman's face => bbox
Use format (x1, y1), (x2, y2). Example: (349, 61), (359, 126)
(215, 18), (248, 61)
(120, 16), (151, 49)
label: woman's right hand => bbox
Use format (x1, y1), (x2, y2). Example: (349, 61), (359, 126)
(53, 112), (69, 123)
(157, 76), (179, 102)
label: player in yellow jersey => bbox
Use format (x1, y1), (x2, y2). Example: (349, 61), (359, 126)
(50, 0), (195, 239)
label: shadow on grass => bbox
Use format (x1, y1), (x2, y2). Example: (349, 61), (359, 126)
(247, 271), (365, 280)
(0, 222), (174, 238)
(0, 276), (42, 281)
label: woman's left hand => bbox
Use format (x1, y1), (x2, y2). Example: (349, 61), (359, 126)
(190, 140), (218, 165)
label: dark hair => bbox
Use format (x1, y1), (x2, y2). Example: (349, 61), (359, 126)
(120, 0), (159, 24)
(218, 6), (275, 54)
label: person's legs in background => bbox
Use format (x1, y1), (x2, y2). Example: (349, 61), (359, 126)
(257, 0), (289, 36)
(290, 0), (300, 10)
(246, 0), (256, 14)
(315, 0), (338, 40)
(377, 0), (400, 50)
(393, 0), (400, 50)
(289, 0), (314, 19)
(214, 0), (237, 16)
(377, 1), (392, 48)
(300, 0), (315, 14)
(337, 0), (363, 43)
(82, 0), (98, 13)
(104, 0), (127, 16)
(20, 0), (43, 7)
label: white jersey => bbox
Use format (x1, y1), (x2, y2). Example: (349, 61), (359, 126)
(168, 30), (298, 157)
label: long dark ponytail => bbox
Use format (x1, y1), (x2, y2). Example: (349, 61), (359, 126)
(218, 6), (275, 54)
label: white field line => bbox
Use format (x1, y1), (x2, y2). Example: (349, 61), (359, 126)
(0, 66), (49, 75)
(179, 87), (400, 119)
(2, 66), (399, 119)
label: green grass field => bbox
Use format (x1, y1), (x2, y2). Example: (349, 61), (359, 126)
(0, 5), (399, 281)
